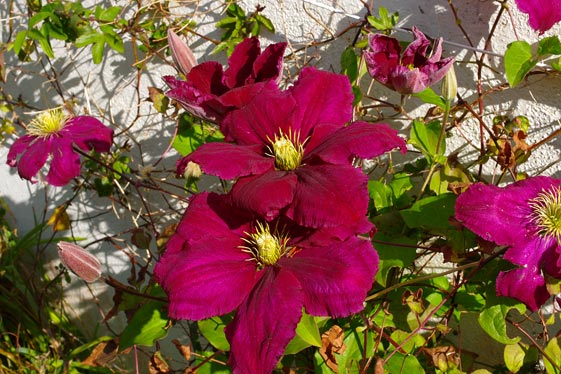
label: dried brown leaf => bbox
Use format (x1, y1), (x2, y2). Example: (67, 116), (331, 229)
(319, 325), (346, 372)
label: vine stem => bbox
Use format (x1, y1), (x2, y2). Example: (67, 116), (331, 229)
(365, 260), (478, 302)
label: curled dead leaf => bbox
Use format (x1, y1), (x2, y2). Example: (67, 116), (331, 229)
(319, 325), (346, 372)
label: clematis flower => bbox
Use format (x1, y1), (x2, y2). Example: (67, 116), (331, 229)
(6, 109), (113, 186)
(514, 0), (561, 34)
(455, 176), (561, 311)
(364, 27), (454, 94)
(154, 192), (378, 374)
(164, 36), (286, 123)
(177, 67), (406, 236)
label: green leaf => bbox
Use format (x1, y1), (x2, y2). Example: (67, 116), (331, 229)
(390, 330), (425, 354)
(172, 114), (224, 156)
(400, 193), (457, 231)
(285, 312), (321, 354)
(75, 31), (104, 47)
(408, 118), (445, 164)
(198, 314), (232, 351)
(504, 41), (536, 87)
(103, 32), (124, 54)
(119, 300), (169, 349)
(28, 27), (54, 58)
(537, 36), (561, 56)
(91, 40), (105, 64)
(374, 232), (417, 287)
(385, 352), (425, 374)
(255, 14), (274, 32)
(98, 6), (121, 22)
(368, 180), (393, 212)
(412, 87), (447, 110)
(544, 337), (561, 374)
(12, 30), (28, 55)
(341, 46), (359, 82)
(478, 303), (525, 345)
(69, 336), (113, 357)
(29, 11), (53, 28)
(504, 343), (525, 373)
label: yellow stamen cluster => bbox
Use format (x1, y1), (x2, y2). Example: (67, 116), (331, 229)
(528, 186), (561, 242)
(26, 109), (67, 137)
(268, 129), (305, 171)
(240, 222), (289, 268)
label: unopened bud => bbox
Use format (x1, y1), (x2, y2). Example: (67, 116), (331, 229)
(168, 30), (197, 77)
(441, 64), (457, 102)
(183, 161), (202, 180)
(57, 242), (102, 282)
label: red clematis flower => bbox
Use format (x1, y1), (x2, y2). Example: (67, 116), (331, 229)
(455, 176), (561, 311)
(364, 27), (454, 94)
(514, 0), (561, 34)
(6, 109), (113, 186)
(164, 36), (287, 123)
(154, 192), (378, 374)
(177, 67), (406, 236)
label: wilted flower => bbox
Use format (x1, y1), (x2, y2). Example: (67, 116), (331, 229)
(177, 67), (406, 236)
(57, 242), (102, 282)
(154, 192), (378, 374)
(514, 0), (561, 34)
(364, 27), (454, 94)
(164, 37), (286, 123)
(7, 109), (113, 186)
(455, 176), (561, 311)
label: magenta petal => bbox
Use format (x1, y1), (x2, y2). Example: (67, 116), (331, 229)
(224, 37), (261, 88)
(288, 165), (372, 234)
(290, 67), (353, 135)
(500, 239), (551, 310)
(497, 266), (549, 312)
(229, 171), (298, 221)
(155, 235), (259, 320)
(45, 138), (81, 186)
(307, 122), (406, 164)
(455, 183), (524, 247)
(282, 237), (377, 317)
(6, 135), (35, 167)
(225, 267), (303, 374)
(221, 87), (296, 145)
(515, 0), (561, 33)
(186, 61), (228, 95)
(164, 76), (216, 119)
(252, 41), (287, 82)
(64, 116), (113, 152)
(15, 137), (51, 183)
(177, 142), (273, 179)
(390, 65), (429, 94)
(401, 27), (432, 66)
(364, 33), (401, 86)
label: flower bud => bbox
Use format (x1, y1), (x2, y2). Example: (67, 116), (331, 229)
(183, 161), (202, 180)
(57, 242), (102, 282)
(441, 64), (457, 102)
(168, 30), (197, 77)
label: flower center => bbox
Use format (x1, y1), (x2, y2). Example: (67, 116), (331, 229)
(528, 186), (561, 242)
(268, 129), (305, 171)
(27, 109), (67, 137)
(240, 222), (289, 268)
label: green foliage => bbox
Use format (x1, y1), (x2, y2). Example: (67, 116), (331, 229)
(215, 3), (275, 55)
(367, 7), (399, 33)
(504, 41), (536, 87)
(172, 113), (224, 156)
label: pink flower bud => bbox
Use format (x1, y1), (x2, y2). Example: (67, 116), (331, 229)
(168, 30), (197, 77)
(57, 242), (102, 282)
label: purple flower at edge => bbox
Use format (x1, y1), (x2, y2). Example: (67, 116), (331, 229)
(455, 176), (561, 311)
(154, 192), (378, 374)
(164, 36), (287, 123)
(364, 27), (454, 95)
(6, 109), (113, 186)
(515, 0), (561, 34)
(177, 67), (407, 236)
